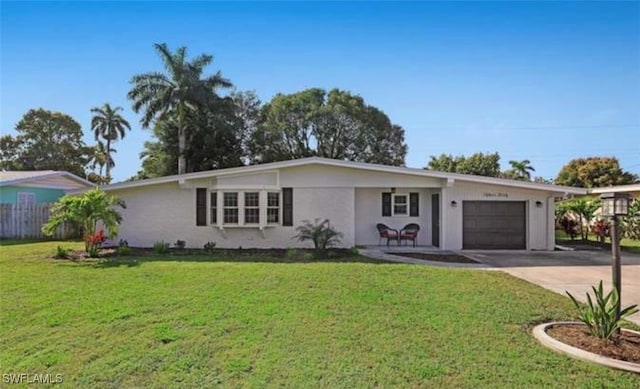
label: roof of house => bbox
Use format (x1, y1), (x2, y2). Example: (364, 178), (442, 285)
(587, 183), (640, 195)
(0, 170), (95, 190)
(96, 157), (587, 195)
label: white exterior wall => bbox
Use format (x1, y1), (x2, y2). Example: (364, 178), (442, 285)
(354, 188), (435, 246)
(442, 182), (554, 251)
(110, 163), (559, 251)
(113, 182), (355, 249)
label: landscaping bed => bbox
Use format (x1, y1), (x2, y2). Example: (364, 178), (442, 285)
(547, 324), (640, 363)
(387, 252), (479, 264)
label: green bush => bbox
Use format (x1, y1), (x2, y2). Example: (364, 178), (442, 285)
(117, 239), (131, 256)
(203, 241), (216, 252)
(566, 280), (639, 340)
(53, 245), (70, 259)
(153, 241), (170, 254)
(174, 240), (186, 250)
(293, 218), (343, 259)
(284, 247), (298, 260)
(348, 246), (360, 256)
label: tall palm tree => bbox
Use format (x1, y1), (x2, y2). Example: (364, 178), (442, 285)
(90, 103), (130, 178)
(508, 159), (535, 181)
(128, 43), (232, 174)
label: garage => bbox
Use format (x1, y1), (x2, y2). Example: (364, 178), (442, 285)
(462, 201), (526, 249)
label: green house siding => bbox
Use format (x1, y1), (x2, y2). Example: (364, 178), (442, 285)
(0, 186), (66, 205)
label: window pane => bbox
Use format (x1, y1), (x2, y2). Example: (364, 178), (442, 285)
(268, 192), (279, 207)
(395, 195), (407, 204)
(245, 208), (260, 224)
(245, 192), (259, 207)
(210, 192), (217, 207)
(394, 205), (407, 215)
(267, 208), (279, 223)
(224, 193), (238, 207)
(224, 208), (238, 224)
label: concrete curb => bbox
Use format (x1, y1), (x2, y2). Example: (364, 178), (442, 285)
(532, 321), (640, 374)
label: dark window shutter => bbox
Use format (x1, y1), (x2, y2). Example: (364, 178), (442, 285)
(410, 192), (419, 217)
(196, 188), (207, 226)
(282, 188), (293, 226)
(382, 193), (391, 217)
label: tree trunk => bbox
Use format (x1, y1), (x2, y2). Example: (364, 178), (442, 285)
(105, 138), (111, 178)
(178, 104), (186, 175)
(178, 127), (186, 175)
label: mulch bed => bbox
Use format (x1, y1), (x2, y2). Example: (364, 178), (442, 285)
(387, 252), (479, 264)
(547, 324), (640, 363)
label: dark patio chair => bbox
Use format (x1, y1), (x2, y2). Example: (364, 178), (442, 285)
(376, 223), (399, 246)
(400, 223), (420, 247)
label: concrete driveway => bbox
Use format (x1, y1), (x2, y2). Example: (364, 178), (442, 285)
(465, 250), (640, 325)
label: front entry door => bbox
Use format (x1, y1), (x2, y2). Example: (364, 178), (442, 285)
(432, 193), (440, 247)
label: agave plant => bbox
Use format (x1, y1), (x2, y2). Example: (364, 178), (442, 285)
(566, 281), (639, 340)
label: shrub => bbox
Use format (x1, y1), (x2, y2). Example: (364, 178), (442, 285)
(117, 239), (131, 256)
(591, 219), (610, 244)
(559, 216), (579, 240)
(293, 218), (343, 258)
(153, 241), (170, 254)
(85, 229), (105, 258)
(54, 245), (69, 259)
(566, 281), (639, 340)
(203, 241), (217, 252)
(621, 198), (640, 240)
(348, 246), (359, 256)
(284, 247), (298, 260)
(174, 240), (186, 250)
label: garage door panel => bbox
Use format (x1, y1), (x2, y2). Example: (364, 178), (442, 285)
(463, 201), (526, 249)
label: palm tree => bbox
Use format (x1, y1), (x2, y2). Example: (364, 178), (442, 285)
(90, 103), (130, 178)
(128, 43), (232, 174)
(508, 159), (535, 181)
(89, 141), (116, 177)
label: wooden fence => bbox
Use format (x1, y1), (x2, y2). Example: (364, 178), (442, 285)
(0, 203), (77, 240)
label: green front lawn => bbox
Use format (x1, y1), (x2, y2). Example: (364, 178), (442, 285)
(1, 241), (637, 387)
(555, 230), (640, 254)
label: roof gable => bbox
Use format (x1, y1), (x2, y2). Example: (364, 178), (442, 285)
(0, 171), (95, 190)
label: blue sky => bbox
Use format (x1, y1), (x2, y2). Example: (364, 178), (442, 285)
(2, 1), (639, 183)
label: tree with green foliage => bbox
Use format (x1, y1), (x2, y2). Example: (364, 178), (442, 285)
(42, 189), (126, 255)
(0, 109), (91, 177)
(128, 43), (233, 175)
(426, 152), (501, 177)
(90, 103), (131, 178)
(132, 96), (245, 179)
(555, 157), (638, 188)
(251, 88), (407, 165)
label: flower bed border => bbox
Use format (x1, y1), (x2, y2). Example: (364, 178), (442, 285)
(533, 321), (640, 374)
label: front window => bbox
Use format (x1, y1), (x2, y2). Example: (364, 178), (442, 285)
(244, 192), (260, 224)
(223, 192), (239, 224)
(393, 194), (408, 216)
(267, 192), (280, 224)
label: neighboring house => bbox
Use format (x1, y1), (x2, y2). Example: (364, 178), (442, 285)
(0, 171), (95, 205)
(98, 157), (586, 251)
(588, 183), (640, 199)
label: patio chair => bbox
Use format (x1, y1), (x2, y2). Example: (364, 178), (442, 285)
(400, 223), (420, 247)
(376, 223), (399, 246)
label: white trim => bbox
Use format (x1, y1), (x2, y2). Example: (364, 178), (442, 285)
(588, 183), (640, 194)
(94, 157), (588, 195)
